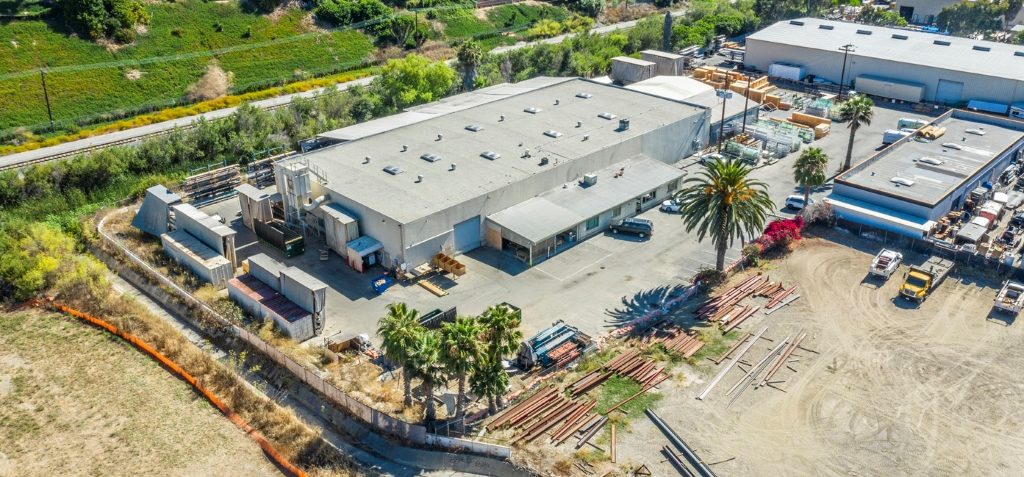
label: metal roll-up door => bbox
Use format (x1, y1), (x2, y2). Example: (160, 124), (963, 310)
(935, 79), (964, 105)
(453, 216), (481, 253)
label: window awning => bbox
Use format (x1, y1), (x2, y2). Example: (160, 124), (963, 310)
(826, 195), (936, 238)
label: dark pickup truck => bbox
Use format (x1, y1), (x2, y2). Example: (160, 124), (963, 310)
(610, 217), (653, 238)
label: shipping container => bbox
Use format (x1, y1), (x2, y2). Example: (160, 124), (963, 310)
(768, 62), (806, 81)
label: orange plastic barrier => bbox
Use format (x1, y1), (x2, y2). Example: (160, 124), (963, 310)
(51, 303), (307, 477)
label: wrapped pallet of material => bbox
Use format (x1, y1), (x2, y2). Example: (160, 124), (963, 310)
(789, 111), (832, 128)
(813, 123), (830, 139)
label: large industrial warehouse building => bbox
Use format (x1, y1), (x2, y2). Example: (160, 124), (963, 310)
(275, 77), (710, 269)
(827, 110), (1024, 238)
(745, 18), (1024, 106)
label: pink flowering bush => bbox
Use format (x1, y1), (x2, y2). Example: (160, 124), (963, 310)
(754, 216), (805, 252)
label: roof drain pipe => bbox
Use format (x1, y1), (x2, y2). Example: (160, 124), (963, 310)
(645, 409), (717, 477)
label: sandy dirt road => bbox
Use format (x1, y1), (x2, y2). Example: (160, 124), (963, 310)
(616, 232), (1024, 477)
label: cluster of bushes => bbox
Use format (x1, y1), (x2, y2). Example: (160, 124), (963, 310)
(525, 14), (594, 39)
(313, 0), (391, 30)
(59, 0), (150, 43)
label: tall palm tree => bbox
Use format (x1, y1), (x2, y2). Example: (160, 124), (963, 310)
(838, 94), (874, 171)
(439, 316), (481, 419)
(477, 305), (522, 408)
(793, 147), (829, 205)
(405, 329), (442, 423)
(470, 354), (508, 415)
(377, 302), (421, 407)
(674, 158), (775, 271)
(455, 39), (483, 92)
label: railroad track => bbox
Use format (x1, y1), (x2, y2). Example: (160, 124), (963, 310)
(0, 95), (299, 172)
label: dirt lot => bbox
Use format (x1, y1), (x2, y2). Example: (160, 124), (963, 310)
(613, 231), (1024, 476)
(0, 311), (279, 477)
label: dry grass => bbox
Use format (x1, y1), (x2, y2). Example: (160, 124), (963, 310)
(187, 62), (235, 101)
(0, 310), (280, 476)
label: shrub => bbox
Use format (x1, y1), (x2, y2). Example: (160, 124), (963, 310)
(693, 267), (726, 289)
(754, 216), (804, 252)
(60, 0), (150, 42)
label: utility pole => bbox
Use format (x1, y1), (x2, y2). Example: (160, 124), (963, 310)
(837, 44), (855, 100)
(717, 74), (732, 153)
(39, 68), (54, 131)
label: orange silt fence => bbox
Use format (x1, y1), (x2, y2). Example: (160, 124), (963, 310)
(51, 303), (307, 477)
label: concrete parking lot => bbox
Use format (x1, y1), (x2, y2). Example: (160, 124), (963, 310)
(200, 99), (939, 344)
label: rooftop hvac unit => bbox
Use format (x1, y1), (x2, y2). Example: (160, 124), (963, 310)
(420, 153), (441, 162)
(582, 174), (598, 186)
(383, 165), (403, 175)
(481, 151), (501, 160)
(618, 118), (630, 131)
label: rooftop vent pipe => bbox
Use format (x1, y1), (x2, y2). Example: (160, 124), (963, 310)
(364, 156), (371, 164)
(401, 145), (408, 152)
(555, 99), (560, 105)
(436, 133), (443, 141)
(577, 121), (583, 128)
(583, 135), (589, 141)
(499, 115), (505, 122)
(416, 175), (424, 183)
(450, 163), (457, 171)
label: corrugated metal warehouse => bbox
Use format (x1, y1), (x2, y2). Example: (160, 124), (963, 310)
(827, 110), (1024, 238)
(275, 77), (710, 269)
(745, 18), (1024, 105)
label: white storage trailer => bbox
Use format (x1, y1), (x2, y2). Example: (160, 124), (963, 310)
(854, 75), (925, 103)
(161, 229), (234, 288)
(768, 62), (805, 81)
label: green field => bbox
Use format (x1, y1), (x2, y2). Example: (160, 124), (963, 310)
(0, 1), (573, 134)
(0, 1), (375, 131)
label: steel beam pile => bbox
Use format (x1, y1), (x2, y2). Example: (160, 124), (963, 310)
(694, 274), (766, 321)
(758, 329), (807, 388)
(485, 385), (602, 446)
(653, 328), (705, 358)
(569, 349), (670, 397)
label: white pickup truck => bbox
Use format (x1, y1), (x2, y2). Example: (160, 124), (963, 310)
(869, 249), (903, 280)
(994, 281), (1024, 314)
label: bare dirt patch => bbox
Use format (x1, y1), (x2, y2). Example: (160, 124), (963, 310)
(615, 231), (1024, 476)
(124, 69), (144, 81)
(0, 311), (278, 476)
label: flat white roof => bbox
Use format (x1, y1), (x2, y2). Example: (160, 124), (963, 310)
(747, 18), (1024, 82)
(487, 155), (684, 243)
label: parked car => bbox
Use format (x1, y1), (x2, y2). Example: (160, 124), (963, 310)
(1007, 191), (1024, 210)
(610, 218), (654, 238)
(785, 195), (814, 211)
(1012, 212), (1024, 228)
(660, 199), (682, 213)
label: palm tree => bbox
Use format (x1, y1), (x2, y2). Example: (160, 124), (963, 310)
(439, 316), (481, 419)
(455, 39), (483, 92)
(793, 147), (829, 205)
(405, 329), (442, 423)
(674, 158), (775, 271)
(838, 94), (874, 171)
(470, 354), (508, 415)
(377, 302), (421, 407)
(478, 305), (522, 408)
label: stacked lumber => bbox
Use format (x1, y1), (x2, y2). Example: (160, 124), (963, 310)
(652, 328), (705, 358)
(695, 274), (766, 320)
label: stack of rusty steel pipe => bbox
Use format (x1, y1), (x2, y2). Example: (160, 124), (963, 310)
(485, 385), (602, 445)
(568, 349), (670, 397)
(652, 328), (705, 358)
(758, 329), (807, 388)
(694, 274), (766, 321)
